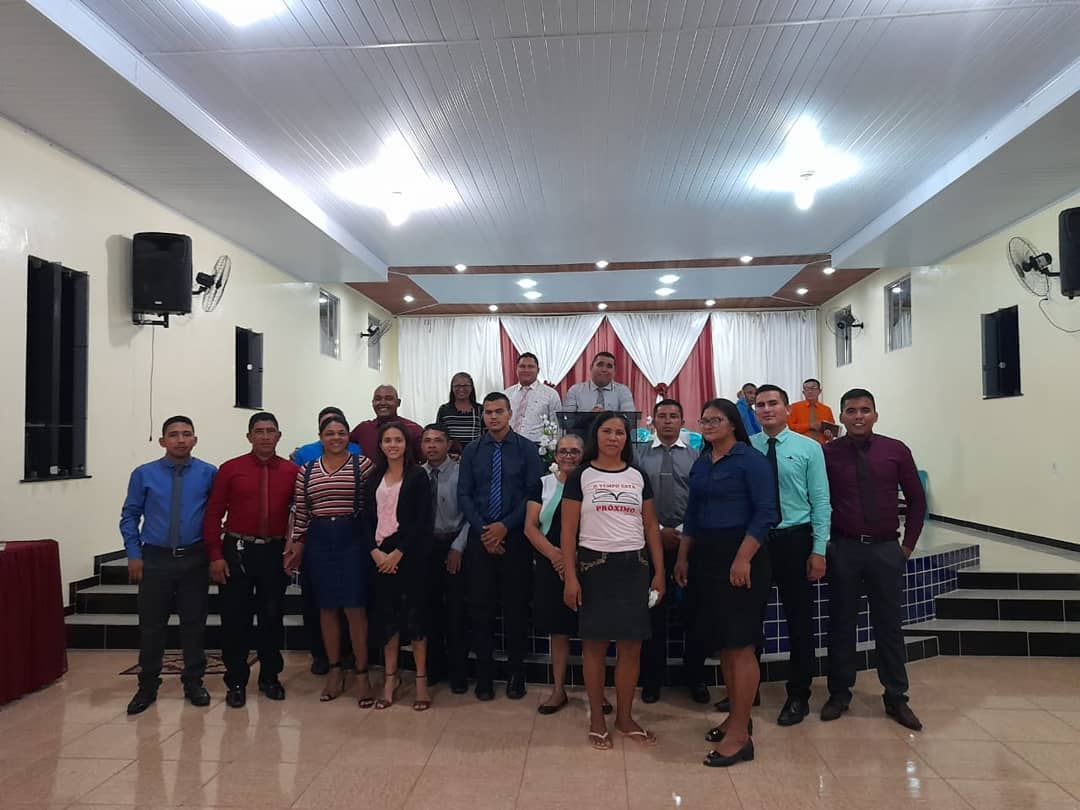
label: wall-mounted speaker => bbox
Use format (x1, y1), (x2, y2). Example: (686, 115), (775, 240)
(132, 232), (192, 314)
(1060, 207), (1080, 300)
(235, 327), (264, 410)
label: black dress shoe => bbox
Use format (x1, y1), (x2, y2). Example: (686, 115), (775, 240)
(184, 684), (212, 707)
(225, 686), (246, 708)
(126, 688), (158, 716)
(885, 699), (923, 731)
(506, 673), (527, 700)
(450, 679), (468, 695)
(310, 657), (330, 676)
(820, 696), (849, 722)
(703, 741), (755, 768)
(777, 697), (809, 726)
(689, 683), (711, 704)
(641, 684), (660, 704)
(475, 682), (495, 702)
(714, 690), (761, 712)
(705, 718), (752, 743)
(259, 680), (286, 701)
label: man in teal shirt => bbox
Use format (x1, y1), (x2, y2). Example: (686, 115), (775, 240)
(750, 384), (830, 727)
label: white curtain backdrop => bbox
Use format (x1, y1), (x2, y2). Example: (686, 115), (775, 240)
(397, 316), (503, 427)
(711, 310), (819, 403)
(500, 314), (605, 384)
(607, 312), (709, 397)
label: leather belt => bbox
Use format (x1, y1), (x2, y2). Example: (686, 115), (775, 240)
(769, 523), (811, 537)
(143, 540), (204, 558)
(226, 532), (284, 545)
(834, 532), (897, 545)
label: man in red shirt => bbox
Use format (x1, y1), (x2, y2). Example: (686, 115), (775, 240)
(349, 384), (424, 463)
(204, 412), (299, 707)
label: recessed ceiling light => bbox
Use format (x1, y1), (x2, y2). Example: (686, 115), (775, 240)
(595, 260), (609, 269)
(454, 263), (467, 272)
(655, 287), (676, 297)
(659, 274), (680, 285)
(517, 278), (538, 289)
(197, 0), (287, 27)
(488, 304), (498, 312)
(402, 294), (415, 303)
(332, 134), (459, 227)
(892, 285), (904, 294)
(796, 287), (809, 296)
(739, 255), (753, 263)
(749, 117), (859, 211)
(523, 291), (542, 300)
(704, 299), (716, 307)
(597, 302), (608, 311)
(823, 266), (836, 275)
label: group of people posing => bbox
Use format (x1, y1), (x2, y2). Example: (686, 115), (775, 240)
(119, 349), (927, 768)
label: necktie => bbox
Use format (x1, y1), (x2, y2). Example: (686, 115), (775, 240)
(809, 402), (819, 431)
(429, 467), (440, 518)
(595, 386), (606, 409)
(854, 442), (880, 524)
(258, 462), (269, 538)
(766, 437), (783, 523)
(512, 386), (530, 431)
(168, 464), (184, 549)
(658, 447), (676, 527)
(487, 443), (503, 521)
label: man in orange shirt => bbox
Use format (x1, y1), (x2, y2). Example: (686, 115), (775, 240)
(789, 379), (836, 444)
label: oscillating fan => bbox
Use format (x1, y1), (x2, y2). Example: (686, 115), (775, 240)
(1007, 237), (1055, 298)
(361, 317), (395, 345)
(193, 255), (231, 312)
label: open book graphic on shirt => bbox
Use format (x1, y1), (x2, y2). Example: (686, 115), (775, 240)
(591, 488), (641, 505)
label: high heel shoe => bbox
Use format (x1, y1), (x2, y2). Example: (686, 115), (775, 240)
(356, 669), (375, 709)
(320, 663), (345, 702)
(412, 674), (432, 712)
(703, 740), (755, 768)
(375, 671), (400, 710)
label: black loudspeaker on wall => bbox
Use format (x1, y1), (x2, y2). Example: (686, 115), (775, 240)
(1060, 207), (1080, 299)
(132, 232), (193, 314)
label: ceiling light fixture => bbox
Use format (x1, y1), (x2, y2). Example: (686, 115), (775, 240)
(823, 266), (836, 275)
(659, 274), (680, 284)
(750, 117), (858, 211)
(704, 299), (716, 307)
(332, 134), (459, 227)
(488, 304), (499, 312)
(796, 287), (809, 296)
(523, 291), (542, 300)
(739, 255), (753, 263)
(595, 260), (609, 269)
(655, 287), (676, 297)
(454, 263), (467, 272)
(197, 0), (287, 27)
(516, 278), (538, 289)
(402, 294), (415, 303)
(597, 303), (608, 310)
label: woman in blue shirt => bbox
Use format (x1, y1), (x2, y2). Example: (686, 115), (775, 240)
(675, 398), (777, 768)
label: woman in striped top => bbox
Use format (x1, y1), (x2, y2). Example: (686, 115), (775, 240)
(284, 414), (376, 704)
(435, 372), (484, 451)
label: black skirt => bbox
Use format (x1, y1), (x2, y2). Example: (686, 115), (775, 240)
(577, 546), (651, 641)
(372, 538), (430, 643)
(532, 503), (578, 637)
(691, 527), (771, 652)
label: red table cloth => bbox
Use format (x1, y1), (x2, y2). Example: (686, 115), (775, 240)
(0, 539), (68, 704)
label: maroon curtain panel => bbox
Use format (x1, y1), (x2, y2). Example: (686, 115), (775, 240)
(500, 318), (715, 427)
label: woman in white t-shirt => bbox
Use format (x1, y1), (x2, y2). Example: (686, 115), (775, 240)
(562, 412), (665, 751)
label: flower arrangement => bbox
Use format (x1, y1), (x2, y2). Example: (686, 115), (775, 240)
(537, 414), (559, 471)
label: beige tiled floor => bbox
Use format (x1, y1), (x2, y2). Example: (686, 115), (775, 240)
(3, 652), (1080, 808)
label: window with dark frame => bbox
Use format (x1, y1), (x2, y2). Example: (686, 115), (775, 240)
(835, 305), (853, 367)
(24, 256), (89, 481)
(319, 289), (340, 359)
(886, 276), (912, 352)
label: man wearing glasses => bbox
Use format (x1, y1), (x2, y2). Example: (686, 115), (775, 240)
(634, 399), (707, 704)
(789, 379), (837, 444)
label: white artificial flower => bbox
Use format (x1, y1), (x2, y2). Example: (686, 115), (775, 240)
(548, 462), (559, 474)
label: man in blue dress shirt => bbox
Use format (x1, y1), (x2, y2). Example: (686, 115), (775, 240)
(736, 383), (762, 436)
(120, 415), (216, 715)
(458, 392), (543, 701)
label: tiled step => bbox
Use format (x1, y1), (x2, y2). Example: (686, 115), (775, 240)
(934, 589), (1080, 621)
(65, 612), (309, 650)
(99, 558), (133, 585)
(956, 567), (1080, 591)
(903, 618), (1080, 656)
(76, 583), (304, 615)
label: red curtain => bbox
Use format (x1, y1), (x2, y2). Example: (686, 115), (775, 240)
(500, 319), (715, 425)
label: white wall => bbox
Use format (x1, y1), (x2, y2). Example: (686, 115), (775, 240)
(0, 117), (398, 596)
(820, 189), (1080, 546)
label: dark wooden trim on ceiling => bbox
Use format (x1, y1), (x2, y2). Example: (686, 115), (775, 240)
(388, 254), (832, 276)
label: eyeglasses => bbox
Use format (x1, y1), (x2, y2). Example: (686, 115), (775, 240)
(698, 417), (725, 428)
(555, 449), (582, 458)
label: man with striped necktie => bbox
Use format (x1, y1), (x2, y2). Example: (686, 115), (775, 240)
(458, 392), (543, 701)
